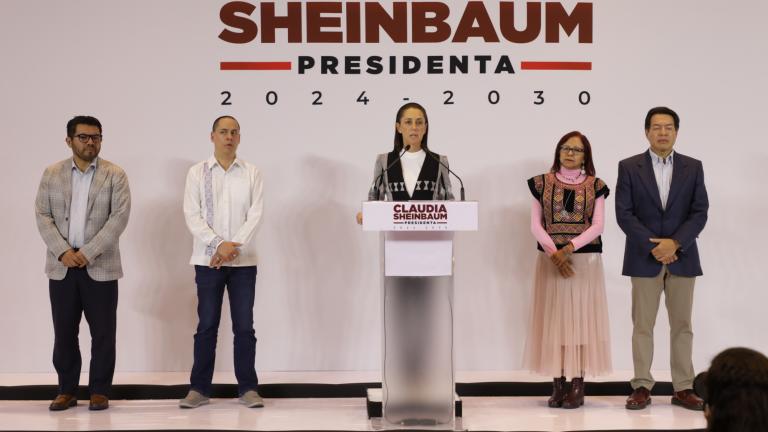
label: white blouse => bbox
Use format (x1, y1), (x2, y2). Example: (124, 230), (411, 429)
(400, 149), (426, 196)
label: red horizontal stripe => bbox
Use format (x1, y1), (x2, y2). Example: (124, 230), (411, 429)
(220, 62), (292, 71)
(521, 61), (592, 71)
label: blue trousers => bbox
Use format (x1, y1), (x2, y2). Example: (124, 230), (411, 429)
(190, 265), (258, 396)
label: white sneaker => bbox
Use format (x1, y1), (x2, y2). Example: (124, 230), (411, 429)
(239, 390), (264, 408)
(179, 390), (210, 408)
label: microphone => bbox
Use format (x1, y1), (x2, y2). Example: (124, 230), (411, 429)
(369, 145), (410, 200)
(426, 150), (465, 201)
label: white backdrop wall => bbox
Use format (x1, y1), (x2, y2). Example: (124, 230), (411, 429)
(1, 0), (766, 374)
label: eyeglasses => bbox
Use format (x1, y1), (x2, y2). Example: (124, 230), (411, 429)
(560, 146), (584, 154)
(73, 134), (103, 144)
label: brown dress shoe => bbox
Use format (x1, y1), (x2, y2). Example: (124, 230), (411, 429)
(625, 387), (651, 410)
(49, 394), (77, 411)
(562, 377), (585, 409)
(672, 389), (704, 411)
(89, 394), (109, 411)
(548, 376), (568, 408)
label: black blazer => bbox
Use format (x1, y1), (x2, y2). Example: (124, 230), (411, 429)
(615, 151), (709, 277)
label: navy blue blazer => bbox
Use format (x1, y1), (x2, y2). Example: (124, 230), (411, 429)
(615, 151), (708, 277)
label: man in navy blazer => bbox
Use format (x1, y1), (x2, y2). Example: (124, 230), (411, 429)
(616, 107), (708, 411)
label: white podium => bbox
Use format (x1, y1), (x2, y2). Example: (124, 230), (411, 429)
(363, 201), (478, 425)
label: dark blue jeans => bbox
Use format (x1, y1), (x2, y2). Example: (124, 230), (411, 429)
(190, 265), (258, 396)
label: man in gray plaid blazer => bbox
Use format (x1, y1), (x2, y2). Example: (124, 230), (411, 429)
(34, 116), (130, 411)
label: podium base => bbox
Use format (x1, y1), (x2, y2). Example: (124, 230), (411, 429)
(366, 388), (462, 420)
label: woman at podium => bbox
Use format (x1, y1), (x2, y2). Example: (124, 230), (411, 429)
(368, 102), (454, 203)
(356, 103), (457, 424)
(523, 131), (612, 409)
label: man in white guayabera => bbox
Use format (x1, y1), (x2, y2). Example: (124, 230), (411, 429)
(179, 116), (265, 409)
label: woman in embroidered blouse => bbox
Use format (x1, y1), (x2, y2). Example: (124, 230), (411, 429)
(523, 131), (612, 409)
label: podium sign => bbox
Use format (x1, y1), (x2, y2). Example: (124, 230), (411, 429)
(362, 201), (478, 232)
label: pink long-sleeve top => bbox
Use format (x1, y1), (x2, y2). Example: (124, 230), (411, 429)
(530, 167), (606, 255)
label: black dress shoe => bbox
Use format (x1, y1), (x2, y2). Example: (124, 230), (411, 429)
(49, 394), (77, 411)
(89, 394), (109, 411)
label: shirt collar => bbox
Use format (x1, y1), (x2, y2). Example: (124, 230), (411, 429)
(648, 149), (674, 165)
(71, 157), (98, 173)
(206, 155), (242, 171)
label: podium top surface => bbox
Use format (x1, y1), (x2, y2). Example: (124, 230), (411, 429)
(362, 201), (478, 231)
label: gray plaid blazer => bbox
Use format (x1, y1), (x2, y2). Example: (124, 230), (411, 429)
(35, 158), (131, 281)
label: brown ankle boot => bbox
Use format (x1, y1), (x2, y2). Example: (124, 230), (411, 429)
(562, 377), (585, 409)
(548, 376), (568, 408)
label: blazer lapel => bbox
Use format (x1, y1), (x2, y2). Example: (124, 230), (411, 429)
(60, 160), (73, 212)
(637, 152), (664, 211)
(86, 163), (108, 215)
(665, 152), (688, 209)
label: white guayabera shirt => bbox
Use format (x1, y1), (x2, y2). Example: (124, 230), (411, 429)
(183, 156), (264, 267)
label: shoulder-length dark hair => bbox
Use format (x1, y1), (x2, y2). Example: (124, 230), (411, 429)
(549, 131), (596, 176)
(393, 102), (429, 153)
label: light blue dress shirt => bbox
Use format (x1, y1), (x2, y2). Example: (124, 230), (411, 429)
(649, 149), (673, 210)
(69, 158), (97, 248)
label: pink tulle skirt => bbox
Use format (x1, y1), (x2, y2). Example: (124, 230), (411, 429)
(523, 252), (612, 378)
